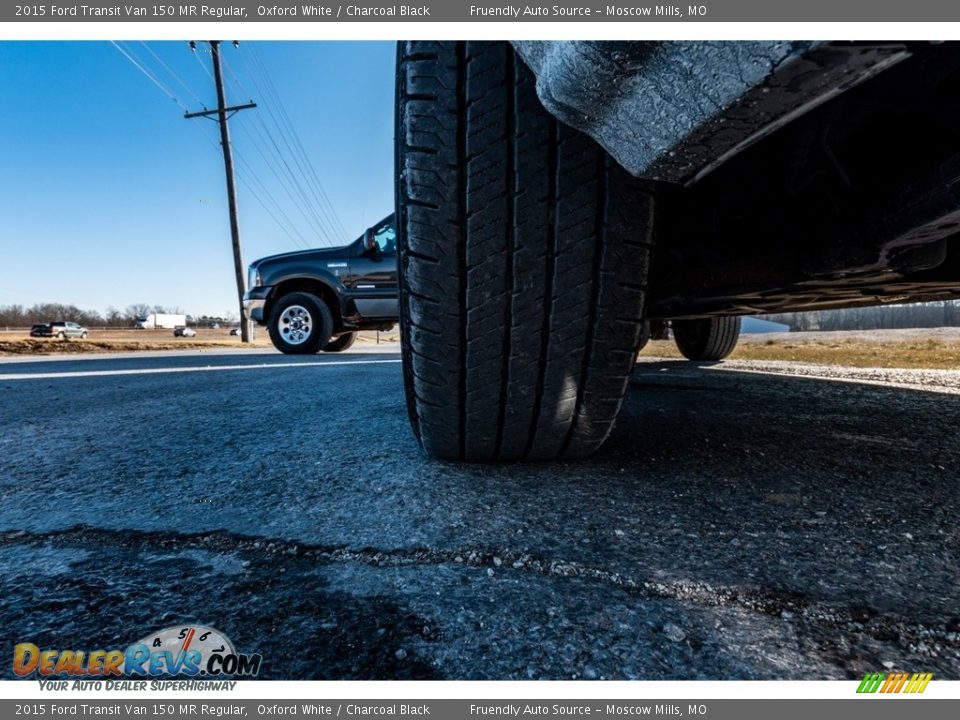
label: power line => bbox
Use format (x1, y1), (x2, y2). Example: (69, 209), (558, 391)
(192, 120), (309, 250)
(191, 44), (215, 83)
(246, 45), (350, 242)
(113, 39), (309, 253)
(195, 45), (328, 248)
(236, 164), (311, 250)
(234, 151), (312, 249)
(244, 104), (338, 244)
(139, 41), (205, 107)
(235, 119), (335, 245)
(249, 46), (351, 242)
(233, 51), (339, 245)
(237, 44), (351, 244)
(110, 41), (188, 111)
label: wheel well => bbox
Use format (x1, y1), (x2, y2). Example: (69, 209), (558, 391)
(267, 279), (342, 331)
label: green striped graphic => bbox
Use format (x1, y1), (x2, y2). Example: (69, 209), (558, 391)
(857, 672), (885, 693)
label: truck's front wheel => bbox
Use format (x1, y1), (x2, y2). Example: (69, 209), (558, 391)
(396, 41), (654, 462)
(267, 292), (333, 355)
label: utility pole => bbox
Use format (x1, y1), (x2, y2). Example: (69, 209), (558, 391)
(185, 40), (256, 343)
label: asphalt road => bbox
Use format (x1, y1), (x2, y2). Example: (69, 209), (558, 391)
(1, 348), (958, 680)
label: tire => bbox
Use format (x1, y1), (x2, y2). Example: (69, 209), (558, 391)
(56, 332), (65, 340)
(636, 322), (651, 354)
(396, 41), (654, 462)
(267, 292), (334, 355)
(80, 332), (88, 339)
(672, 317), (741, 361)
(323, 332), (357, 353)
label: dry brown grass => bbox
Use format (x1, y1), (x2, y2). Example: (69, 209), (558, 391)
(4, 328), (959, 369)
(0, 329), (399, 356)
(641, 337), (960, 369)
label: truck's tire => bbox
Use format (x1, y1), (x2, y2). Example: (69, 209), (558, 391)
(323, 332), (357, 353)
(636, 322), (651, 354)
(267, 292), (333, 355)
(396, 41), (654, 462)
(672, 317), (741, 361)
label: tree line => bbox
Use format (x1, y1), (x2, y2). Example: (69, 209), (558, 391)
(0, 304), (233, 328)
(765, 300), (960, 331)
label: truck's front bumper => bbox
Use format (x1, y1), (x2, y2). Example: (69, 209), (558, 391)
(242, 287), (272, 324)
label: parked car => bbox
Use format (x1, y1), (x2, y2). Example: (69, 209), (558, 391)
(229, 328), (241, 336)
(395, 41), (960, 462)
(173, 326), (197, 337)
(208, 322), (221, 329)
(29, 321), (88, 339)
(243, 214), (397, 354)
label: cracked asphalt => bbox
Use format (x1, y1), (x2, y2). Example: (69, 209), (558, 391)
(1, 347), (958, 680)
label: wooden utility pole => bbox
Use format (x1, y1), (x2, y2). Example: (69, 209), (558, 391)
(185, 40), (256, 342)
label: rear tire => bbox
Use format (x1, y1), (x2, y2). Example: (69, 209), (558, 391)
(267, 292), (333, 355)
(673, 317), (741, 361)
(396, 41), (654, 462)
(323, 332), (357, 353)
(636, 322), (651, 354)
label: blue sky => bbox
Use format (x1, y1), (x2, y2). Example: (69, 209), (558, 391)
(0, 41), (395, 318)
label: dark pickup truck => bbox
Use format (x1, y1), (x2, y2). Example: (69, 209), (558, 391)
(243, 214), (398, 354)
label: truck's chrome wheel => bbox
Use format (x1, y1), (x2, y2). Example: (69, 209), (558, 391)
(279, 305), (312, 345)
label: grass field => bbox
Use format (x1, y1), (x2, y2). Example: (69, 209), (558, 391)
(642, 329), (960, 370)
(0, 328), (399, 355)
(3, 327), (960, 369)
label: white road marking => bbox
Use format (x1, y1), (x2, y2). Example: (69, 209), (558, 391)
(0, 358), (402, 381)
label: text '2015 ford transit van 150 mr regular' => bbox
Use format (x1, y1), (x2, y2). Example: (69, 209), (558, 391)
(395, 40), (960, 462)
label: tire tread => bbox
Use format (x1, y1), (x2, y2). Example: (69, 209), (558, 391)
(397, 41), (653, 461)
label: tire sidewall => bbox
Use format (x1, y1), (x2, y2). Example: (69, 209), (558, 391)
(323, 331), (357, 353)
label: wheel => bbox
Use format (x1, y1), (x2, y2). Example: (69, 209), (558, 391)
(323, 332), (357, 353)
(396, 41), (654, 462)
(267, 292), (334, 355)
(56, 332), (65, 340)
(80, 332), (88, 339)
(672, 317), (741, 361)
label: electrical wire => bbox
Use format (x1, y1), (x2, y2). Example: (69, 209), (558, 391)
(246, 45), (350, 242)
(139, 41), (206, 107)
(249, 45), (351, 242)
(192, 43), (331, 247)
(110, 41), (188, 112)
(115, 40), (310, 252)
(191, 45), (215, 83)
(235, 119), (334, 245)
(235, 54), (339, 245)
(236, 45), (351, 244)
(194, 121), (310, 251)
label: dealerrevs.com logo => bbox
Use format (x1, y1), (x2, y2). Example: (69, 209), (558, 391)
(13, 625), (261, 679)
